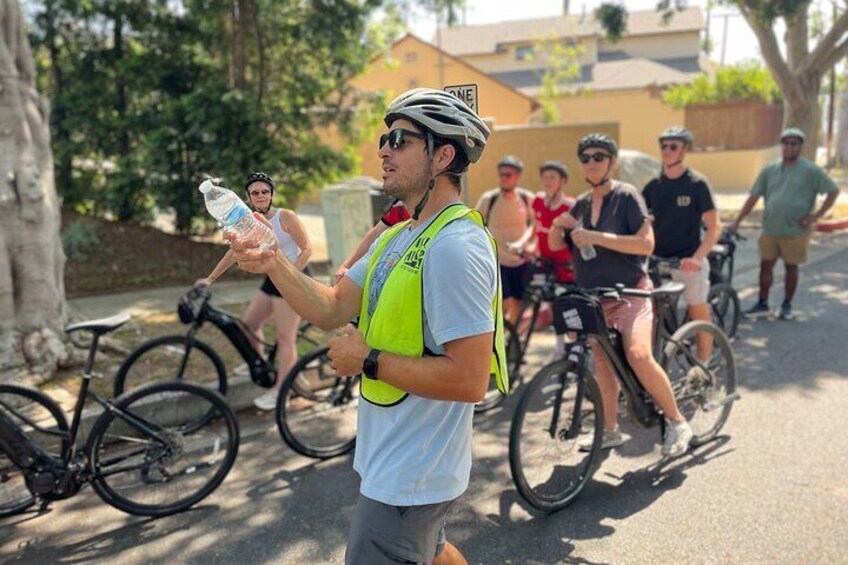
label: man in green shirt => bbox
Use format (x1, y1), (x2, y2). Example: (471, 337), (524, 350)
(731, 127), (839, 320)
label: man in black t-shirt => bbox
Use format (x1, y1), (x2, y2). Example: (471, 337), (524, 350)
(643, 127), (721, 361)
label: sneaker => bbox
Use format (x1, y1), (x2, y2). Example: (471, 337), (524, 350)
(253, 390), (278, 411)
(779, 301), (794, 320)
(661, 419), (693, 457)
(743, 300), (771, 319)
(579, 428), (625, 452)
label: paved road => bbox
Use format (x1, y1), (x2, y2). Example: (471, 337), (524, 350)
(4, 246), (848, 563)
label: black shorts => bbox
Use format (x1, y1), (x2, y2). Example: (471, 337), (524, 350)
(500, 263), (530, 300)
(259, 266), (313, 298)
(259, 276), (282, 298)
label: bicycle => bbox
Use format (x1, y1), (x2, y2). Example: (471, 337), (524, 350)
(0, 314), (239, 518)
(114, 286), (358, 460)
(650, 256), (741, 338)
(709, 229), (747, 286)
(475, 254), (574, 413)
(114, 286), (324, 396)
(509, 283), (739, 512)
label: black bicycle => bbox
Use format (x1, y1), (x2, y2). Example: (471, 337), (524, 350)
(650, 256), (741, 338)
(476, 255), (574, 413)
(0, 314), (239, 518)
(709, 229), (747, 286)
(115, 286), (358, 459)
(509, 283), (739, 512)
(114, 286), (324, 396)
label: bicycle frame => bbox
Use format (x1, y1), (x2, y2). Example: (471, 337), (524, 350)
(188, 295), (278, 384)
(0, 333), (171, 492)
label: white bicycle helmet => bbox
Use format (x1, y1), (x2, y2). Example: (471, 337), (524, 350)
(384, 88), (490, 167)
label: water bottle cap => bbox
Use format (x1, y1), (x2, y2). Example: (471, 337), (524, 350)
(198, 179), (215, 194)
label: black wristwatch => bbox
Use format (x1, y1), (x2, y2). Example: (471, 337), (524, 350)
(362, 348), (381, 380)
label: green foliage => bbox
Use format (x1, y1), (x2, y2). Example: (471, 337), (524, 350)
(661, 62), (782, 108)
(28, 0), (394, 234)
(594, 3), (628, 42)
(531, 35), (584, 124)
(61, 220), (100, 262)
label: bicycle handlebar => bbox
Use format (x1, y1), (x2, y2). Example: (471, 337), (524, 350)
(555, 284), (652, 301)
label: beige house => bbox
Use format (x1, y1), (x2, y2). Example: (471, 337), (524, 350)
(348, 33), (539, 181)
(438, 7), (709, 157)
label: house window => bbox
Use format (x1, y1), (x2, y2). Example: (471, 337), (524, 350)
(405, 52), (417, 64)
(516, 45), (534, 60)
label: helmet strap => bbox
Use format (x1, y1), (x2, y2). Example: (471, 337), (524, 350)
(586, 160), (613, 189)
(412, 178), (435, 220)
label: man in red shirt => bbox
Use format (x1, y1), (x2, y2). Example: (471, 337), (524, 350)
(509, 160), (575, 356)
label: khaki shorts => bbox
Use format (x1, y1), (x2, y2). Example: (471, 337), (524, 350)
(759, 231), (811, 265)
(670, 258), (711, 306)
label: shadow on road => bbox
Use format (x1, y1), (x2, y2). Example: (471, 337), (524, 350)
(455, 434), (732, 564)
(732, 249), (848, 393)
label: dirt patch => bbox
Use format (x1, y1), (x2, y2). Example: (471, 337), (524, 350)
(44, 301), (332, 399)
(62, 210), (253, 297)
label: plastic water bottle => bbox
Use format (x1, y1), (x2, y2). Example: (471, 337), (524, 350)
(574, 220), (597, 261)
(198, 179), (277, 250)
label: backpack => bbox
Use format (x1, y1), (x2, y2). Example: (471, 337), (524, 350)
(485, 191), (532, 227)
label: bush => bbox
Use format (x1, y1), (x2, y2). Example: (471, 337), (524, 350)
(663, 62), (782, 108)
(61, 220), (100, 261)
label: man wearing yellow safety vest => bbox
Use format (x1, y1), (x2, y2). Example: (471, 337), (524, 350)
(227, 88), (507, 565)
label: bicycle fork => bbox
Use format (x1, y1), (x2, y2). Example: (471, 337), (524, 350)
(549, 342), (588, 442)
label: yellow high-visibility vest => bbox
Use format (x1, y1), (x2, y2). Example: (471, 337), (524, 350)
(359, 203), (508, 407)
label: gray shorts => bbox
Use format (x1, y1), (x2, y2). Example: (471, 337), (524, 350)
(345, 495), (456, 565)
(670, 258), (711, 306)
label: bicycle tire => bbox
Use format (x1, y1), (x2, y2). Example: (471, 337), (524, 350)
(707, 283), (740, 339)
(475, 320), (522, 414)
(509, 359), (604, 512)
(276, 346), (358, 459)
(87, 380), (239, 517)
(681, 283), (740, 340)
(0, 385), (69, 517)
(661, 320), (737, 447)
(114, 335), (227, 398)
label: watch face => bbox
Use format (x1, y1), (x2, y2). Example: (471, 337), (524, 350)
(363, 350), (379, 379)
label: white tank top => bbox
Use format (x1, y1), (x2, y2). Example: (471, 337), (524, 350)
(271, 210), (300, 263)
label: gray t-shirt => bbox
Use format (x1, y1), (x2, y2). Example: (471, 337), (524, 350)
(346, 205), (497, 506)
(568, 181), (649, 289)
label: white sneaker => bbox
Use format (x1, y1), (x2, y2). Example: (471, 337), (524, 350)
(579, 427), (625, 452)
(662, 419), (693, 457)
(253, 390), (278, 411)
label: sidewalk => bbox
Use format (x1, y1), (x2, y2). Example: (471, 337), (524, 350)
(68, 225), (848, 321)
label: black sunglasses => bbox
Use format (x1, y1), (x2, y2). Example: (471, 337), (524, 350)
(782, 139), (801, 147)
(661, 143), (680, 151)
(379, 128), (427, 151)
(579, 152), (612, 164)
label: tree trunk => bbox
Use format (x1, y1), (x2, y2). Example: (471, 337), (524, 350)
(784, 74), (822, 161)
(0, 0), (71, 384)
(836, 71), (848, 167)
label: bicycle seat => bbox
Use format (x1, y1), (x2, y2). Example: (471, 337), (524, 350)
(65, 313), (131, 336)
(711, 243), (729, 256)
(651, 281), (685, 302)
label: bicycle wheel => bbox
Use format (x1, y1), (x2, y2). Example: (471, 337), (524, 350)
(276, 346), (358, 459)
(706, 283), (740, 339)
(0, 385), (69, 517)
(509, 359), (604, 512)
(475, 320), (522, 414)
(114, 335), (227, 397)
(661, 320), (737, 447)
(87, 381), (239, 517)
